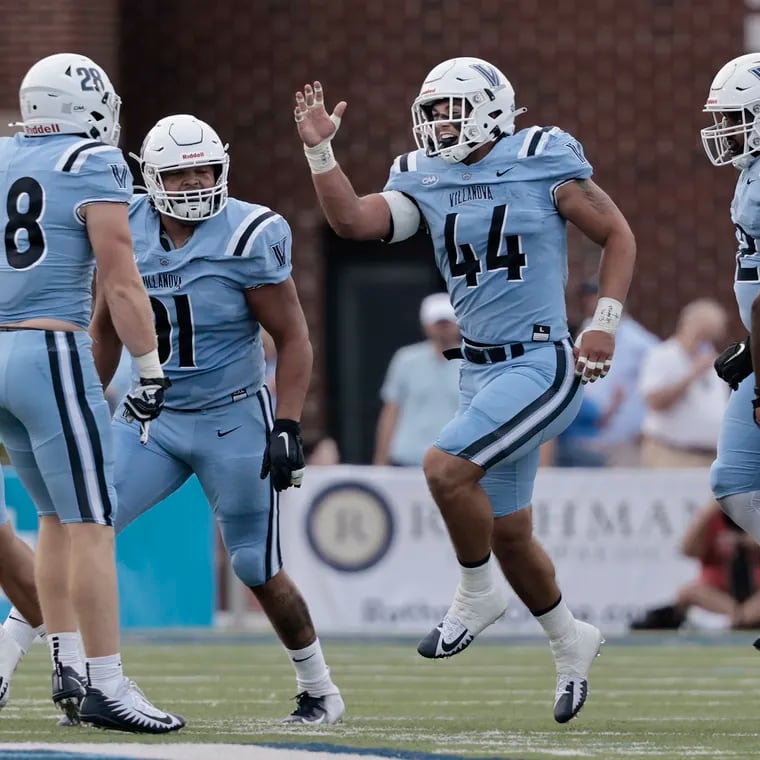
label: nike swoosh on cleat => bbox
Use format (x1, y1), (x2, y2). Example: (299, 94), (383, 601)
(217, 426), (242, 438)
(299, 713), (325, 724)
(135, 708), (177, 725)
(0, 680), (7, 703)
(440, 629), (470, 653)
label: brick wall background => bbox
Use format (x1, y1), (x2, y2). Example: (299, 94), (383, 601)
(0, 0), (747, 436)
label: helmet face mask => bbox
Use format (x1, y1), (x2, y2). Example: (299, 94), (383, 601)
(135, 114), (229, 222)
(702, 54), (760, 168)
(702, 108), (760, 167)
(411, 57), (525, 163)
(18, 53), (122, 146)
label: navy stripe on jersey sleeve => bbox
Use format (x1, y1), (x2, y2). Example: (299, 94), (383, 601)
(231, 210), (277, 257)
(60, 141), (106, 172)
(525, 127), (553, 157)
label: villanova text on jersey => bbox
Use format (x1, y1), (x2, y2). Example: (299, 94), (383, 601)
(384, 126), (593, 346)
(128, 194), (292, 410)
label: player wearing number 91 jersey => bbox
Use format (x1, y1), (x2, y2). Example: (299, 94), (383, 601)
(89, 114), (345, 725)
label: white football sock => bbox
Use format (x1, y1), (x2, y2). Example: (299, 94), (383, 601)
(285, 639), (337, 697)
(535, 599), (576, 643)
(4, 609), (41, 654)
(86, 653), (123, 696)
(48, 632), (84, 672)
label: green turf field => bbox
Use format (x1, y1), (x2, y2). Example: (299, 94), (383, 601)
(2, 633), (760, 759)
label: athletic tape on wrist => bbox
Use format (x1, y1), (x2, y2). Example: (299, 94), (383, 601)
(588, 297), (623, 335)
(134, 349), (164, 379)
(303, 140), (337, 174)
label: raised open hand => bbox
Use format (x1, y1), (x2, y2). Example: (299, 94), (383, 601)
(294, 81), (347, 147)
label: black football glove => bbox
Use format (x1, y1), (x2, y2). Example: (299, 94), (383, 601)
(123, 376), (172, 445)
(714, 336), (752, 391)
(260, 419), (305, 492)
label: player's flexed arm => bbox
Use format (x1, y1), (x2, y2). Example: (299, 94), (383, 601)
(86, 203), (169, 442)
(294, 82), (397, 240)
(247, 278), (313, 492)
(555, 179), (636, 384)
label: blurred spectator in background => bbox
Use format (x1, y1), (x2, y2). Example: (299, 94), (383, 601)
(639, 299), (729, 467)
(631, 503), (760, 630)
(542, 390), (624, 467)
(303, 434), (341, 465)
(373, 293), (461, 466)
(262, 328), (338, 464)
(579, 280), (659, 466)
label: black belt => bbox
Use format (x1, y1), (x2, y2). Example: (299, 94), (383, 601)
(443, 343), (525, 364)
(737, 264), (760, 281)
(0, 326), (42, 332)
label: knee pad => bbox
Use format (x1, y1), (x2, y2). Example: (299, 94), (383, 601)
(229, 545), (268, 588)
(718, 491), (760, 540)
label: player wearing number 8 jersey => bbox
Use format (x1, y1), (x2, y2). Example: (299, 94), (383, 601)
(294, 57), (636, 723)
(88, 114), (344, 725)
(0, 53), (182, 732)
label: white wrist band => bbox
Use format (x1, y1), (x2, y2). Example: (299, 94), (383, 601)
(302, 113), (342, 175)
(303, 140), (337, 174)
(134, 349), (164, 378)
(589, 297), (623, 335)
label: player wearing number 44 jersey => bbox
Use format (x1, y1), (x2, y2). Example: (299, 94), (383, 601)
(295, 57), (636, 723)
(0, 53), (182, 733)
(88, 113), (342, 725)
(701, 55), (760, 584)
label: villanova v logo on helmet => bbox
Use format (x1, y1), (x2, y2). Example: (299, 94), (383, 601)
(470, 63), (501, 88)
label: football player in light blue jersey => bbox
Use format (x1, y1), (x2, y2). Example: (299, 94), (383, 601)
(295, 57), (636, 723)
(89, 114), (344, 725)
(702, 54), (760, 568)
(0, 53), (182, 733)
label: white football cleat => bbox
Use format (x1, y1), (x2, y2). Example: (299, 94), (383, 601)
(551, 620), (604, 723)
(0, 626), (23, 710)
(79, 676), (185, 734)
(417, 585), (509, 659)
(282, 691), (345, 724)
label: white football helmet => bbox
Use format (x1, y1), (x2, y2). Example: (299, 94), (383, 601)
(702, 53), (760, 168)
(134, 114), (229, 221)
(18, 53), (121, 145)
(411, 57), (526, 163)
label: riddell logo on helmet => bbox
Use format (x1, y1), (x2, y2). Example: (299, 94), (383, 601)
(181, 151), (205, 160)
(420, 88), (437, 95)
(25, 124), (61, 135)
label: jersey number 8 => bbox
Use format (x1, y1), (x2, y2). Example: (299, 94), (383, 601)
(4, 177), (46, 270)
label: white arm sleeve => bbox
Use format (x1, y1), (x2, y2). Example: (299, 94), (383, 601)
(379, 190), (422, 243)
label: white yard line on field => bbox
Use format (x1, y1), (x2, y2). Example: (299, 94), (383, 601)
(0, 744), (389, 760)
